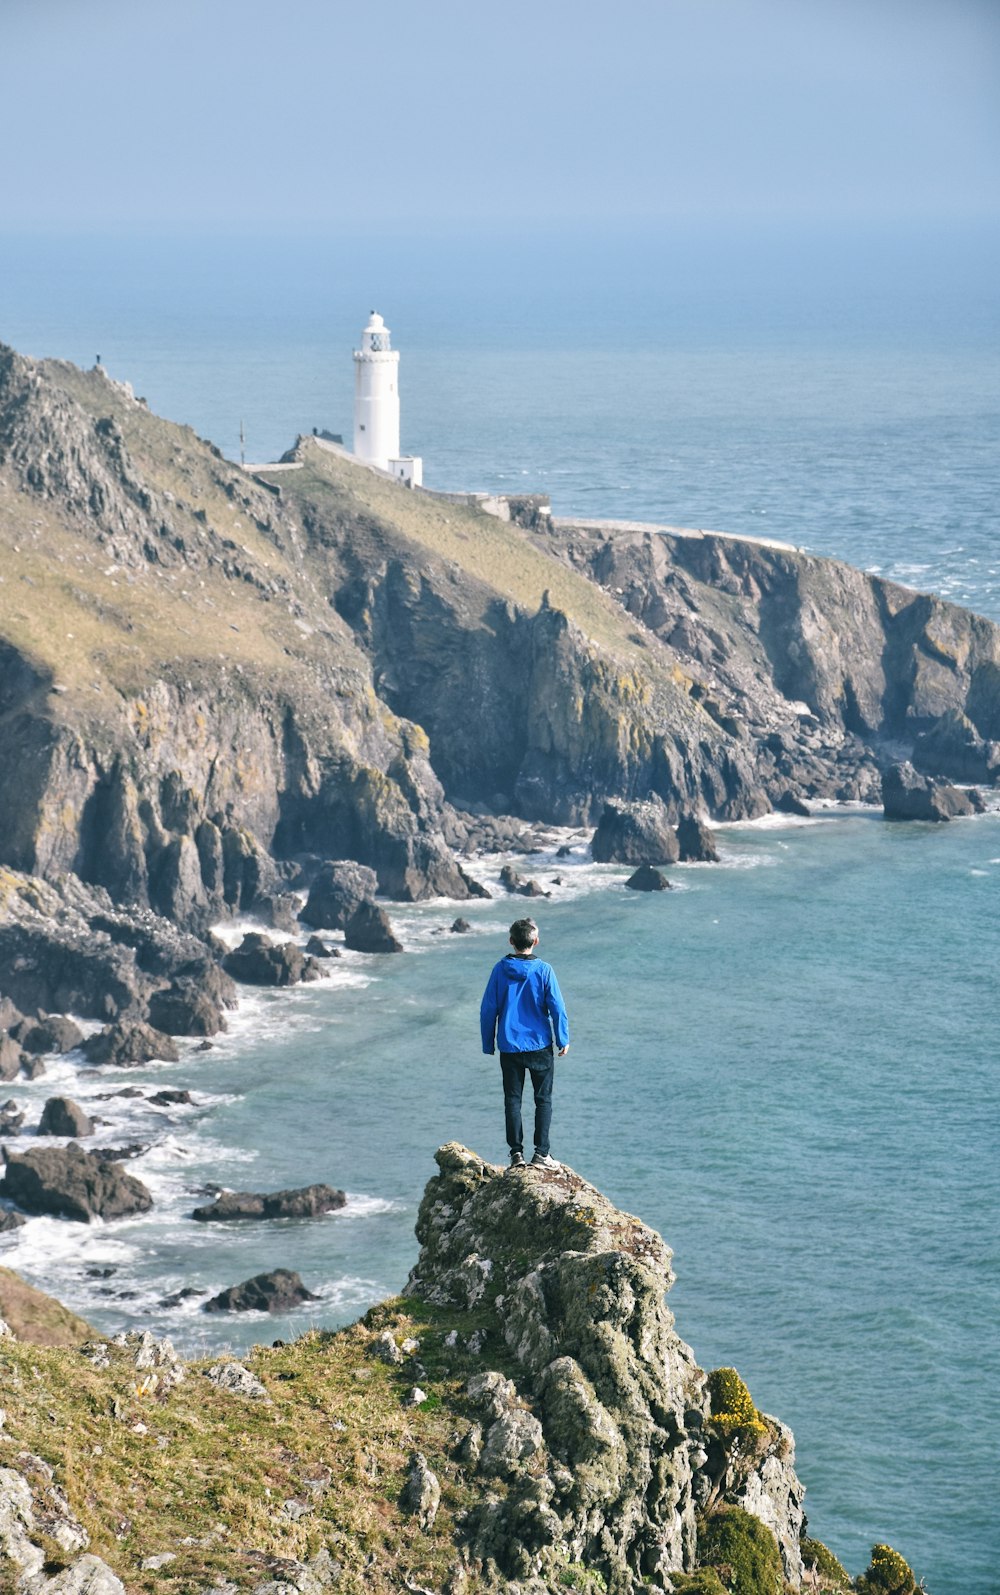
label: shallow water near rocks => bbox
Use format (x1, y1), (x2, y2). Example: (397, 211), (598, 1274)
(5, 808), (999, 1592)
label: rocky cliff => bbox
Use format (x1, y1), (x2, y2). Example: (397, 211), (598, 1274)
(0, 1145), (913, 1595)
(3, 343), (996, 948)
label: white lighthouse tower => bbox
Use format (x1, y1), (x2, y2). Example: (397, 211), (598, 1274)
(352, 311), (422, 486)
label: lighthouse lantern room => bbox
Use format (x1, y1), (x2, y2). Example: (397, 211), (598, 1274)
(352, 311), (422, 486)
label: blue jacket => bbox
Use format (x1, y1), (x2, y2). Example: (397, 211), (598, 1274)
(480, 954), (569, 1055)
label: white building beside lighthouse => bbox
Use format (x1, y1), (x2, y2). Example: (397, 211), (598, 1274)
(352, 311), (422, 486)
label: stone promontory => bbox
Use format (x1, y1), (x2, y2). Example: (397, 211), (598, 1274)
(0, 1144), (919, 1593)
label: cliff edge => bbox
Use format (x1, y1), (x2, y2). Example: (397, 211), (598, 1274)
(0, 1145), (914, 1595)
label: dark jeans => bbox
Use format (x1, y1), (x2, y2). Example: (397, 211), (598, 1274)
(500, 1045), (554, 1156)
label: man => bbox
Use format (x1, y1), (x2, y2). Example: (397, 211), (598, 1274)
(480, 917), (570, 1170)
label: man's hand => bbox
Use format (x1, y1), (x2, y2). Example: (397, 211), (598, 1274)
(558, 1045), (569, 1056)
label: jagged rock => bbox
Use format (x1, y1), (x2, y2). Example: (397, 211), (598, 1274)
(775, 790), (811, 817)
(499, 864), (522, 892)
(37, 1097), (94, 1138)
(146, 971), (232, 1036)
(405, 1143), (805, 1590)
(369, 1329), (404, 1365)
(0, 1098), (24, 1134)
(518, 878), (549, 898)
(81, 1021), (179, 1067)
(676, 813), (720, 863)
(222, 932), (321, 986)
(0, 1037), (26, 1082)
(203, 1361), (269, 1398)
(302, 860), (378, 930)
(305, 935), (339, 958)
(256, 892), (301, 932)
(881, 761), (975, 822)
(343, 902), (403, 954)
(0, 1210), (26, 1231)
(0, 1143), (153, 1221)
(15, 1015), (84, 1055)
(192, 1183), (346, 1221)
(399, 1452), (440, 1528)
(450, 917), (472, 933)
(479, 1407), (545, 1476)
(203, 1268), (317, 1313)
(148, 1088), (193, 1107)
(912, 707), (1000, 785)
(24, 1554), (128, 1592)
(0, 1465), (44, 1579)
(624, 864), (673, 891)
(20, 1055), (46, 1080)
(591, 797), (681, 865)
(90, 1143), (148, 1162)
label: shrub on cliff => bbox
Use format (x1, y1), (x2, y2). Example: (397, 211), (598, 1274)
(706, 1366), (767, 1439)
(697, 1506), (784, 1595)
(800, 1534), (852, 1589)
(855, 1542), (917, 1595)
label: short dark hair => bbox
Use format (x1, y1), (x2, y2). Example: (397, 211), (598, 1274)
(509, 918), (538, 951)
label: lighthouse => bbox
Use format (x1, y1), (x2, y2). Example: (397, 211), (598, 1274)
(352, 311), (422, 486)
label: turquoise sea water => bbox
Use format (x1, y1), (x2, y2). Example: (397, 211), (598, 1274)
(1, 229), (999, 1591)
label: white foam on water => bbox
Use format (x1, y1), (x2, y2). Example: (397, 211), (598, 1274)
(2, 1213), (140, 1273)
(335, 1192), (404, 1220)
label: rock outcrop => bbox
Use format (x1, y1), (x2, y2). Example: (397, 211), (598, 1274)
(222, 931), (323, 986)
(302, 860), (378, 929)
(0, 1143), (153, 1221)
(203, 1268), (318, 1313)
(191, 1183), (346, 1221)
(405, 1143), (805, 1591)
(37, 1097), (94, 1138)
(881, 761), (976, 821)
(591, 797), (681, 864)
(343, 901), (403, 954)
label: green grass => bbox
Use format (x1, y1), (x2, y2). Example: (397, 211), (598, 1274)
(0, 1296), (531, 1593)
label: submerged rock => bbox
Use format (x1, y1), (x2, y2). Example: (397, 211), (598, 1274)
(0, 1143), (153, 1222)
(192, 1183), (346, 1222)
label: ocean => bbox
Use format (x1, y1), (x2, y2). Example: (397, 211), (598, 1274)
(1, 225), (999, 1592)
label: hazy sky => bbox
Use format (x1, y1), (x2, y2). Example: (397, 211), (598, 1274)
(1, 0), (997, 232)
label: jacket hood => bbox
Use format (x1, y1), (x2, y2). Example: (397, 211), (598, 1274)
(502, 955), (536, 982)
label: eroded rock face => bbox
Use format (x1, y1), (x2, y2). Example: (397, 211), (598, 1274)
(0, 1143), (153, 1221)
(624, 863), (672, 891)
(404, 1143), (806, 1592)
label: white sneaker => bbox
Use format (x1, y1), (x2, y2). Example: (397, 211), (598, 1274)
(530, 1152), (560, 1170)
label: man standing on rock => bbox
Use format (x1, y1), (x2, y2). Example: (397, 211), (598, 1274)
(480, 917), (569, 1171)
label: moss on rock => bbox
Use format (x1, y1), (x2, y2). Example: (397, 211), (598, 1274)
(697, 1506), (784, 1595)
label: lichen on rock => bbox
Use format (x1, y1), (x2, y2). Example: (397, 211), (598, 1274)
(404, 1142), (805, 1592)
